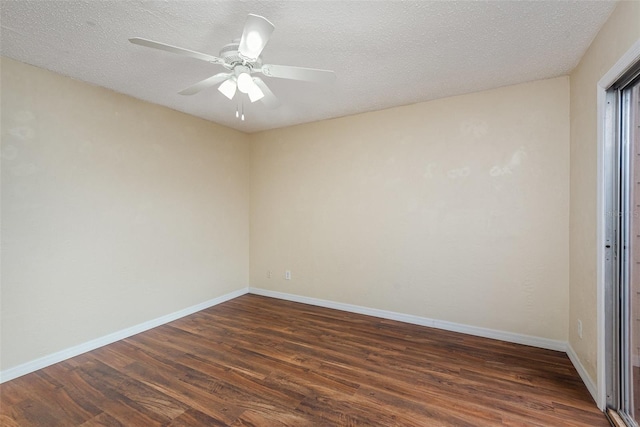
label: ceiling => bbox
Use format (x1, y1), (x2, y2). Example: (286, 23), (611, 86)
(0, 1), (617, 134)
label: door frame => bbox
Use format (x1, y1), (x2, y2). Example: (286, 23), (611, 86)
(597, 39), (640, 411)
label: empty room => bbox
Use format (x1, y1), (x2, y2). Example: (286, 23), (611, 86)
(2, 0), (640, 426)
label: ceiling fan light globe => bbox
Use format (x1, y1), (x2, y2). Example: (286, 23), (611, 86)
(237, 72), (253, 94)
(245, 31), (262, 54)
(248, 81), (265, 102)
(218, 78), (237, 99)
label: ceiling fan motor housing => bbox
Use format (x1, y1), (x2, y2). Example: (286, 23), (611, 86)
(219, 41), (261, 70)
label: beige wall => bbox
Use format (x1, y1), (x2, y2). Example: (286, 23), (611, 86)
(569, 1), (640, 385)
(0, 58), (250, 371)
(250, 77), (570, 341)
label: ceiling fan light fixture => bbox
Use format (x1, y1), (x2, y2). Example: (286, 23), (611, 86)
(248, 80), (264, 102)
(237, 72), (253, 94)
(245, 31), (262, 54)
(218, 78), (237, 99)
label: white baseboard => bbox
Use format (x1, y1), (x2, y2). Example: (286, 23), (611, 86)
(248, 287), (567, 352)
(0, 287), (249, 384)
(566, 343), (599, 407)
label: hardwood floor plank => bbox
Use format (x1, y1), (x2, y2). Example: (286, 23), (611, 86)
(82, 359), (187, 420)
(0, 413), (22, 427)
(229, 408), (315, 427)
(0, 294), (608, 426)
(127, 331), (306, 410)
(0, 368), (58, 408)
(164, 408), (229, 427)
(77, 412), (124, 427)
(6, 398), (72, 427)
(353, 385), (504, 426)
(43, 360), (164, 427)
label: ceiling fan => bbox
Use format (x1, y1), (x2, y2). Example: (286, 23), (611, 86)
(129, 14), (336, 111)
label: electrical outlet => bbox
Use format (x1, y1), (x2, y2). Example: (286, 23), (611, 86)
(267, 270), (271, 279)
(285, 270), (291, 280)
(577, 319), (583, 339)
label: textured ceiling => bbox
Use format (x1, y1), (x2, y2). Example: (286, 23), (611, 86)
(0, 0), (616, 133)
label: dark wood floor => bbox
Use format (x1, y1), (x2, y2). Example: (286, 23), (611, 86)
(0, 294), (608, 426)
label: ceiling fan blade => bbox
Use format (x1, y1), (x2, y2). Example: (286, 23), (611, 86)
(129, 37), (224, 65)
(253, 78), (281, 109)
(260, 64), (336, 83)
(178, 73), (232, 95)
(238, 14), (274, 61)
